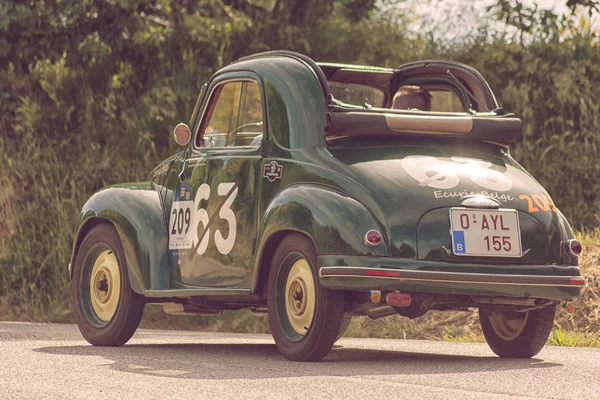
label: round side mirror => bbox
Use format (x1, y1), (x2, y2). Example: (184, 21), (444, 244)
(173, 123), (191, 146)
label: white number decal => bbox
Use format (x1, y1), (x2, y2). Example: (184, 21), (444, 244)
(401, 155), (459, 189)
(214, 183), (238, 255)
(180, 182), (238, 256)
(193, 183), (211, 256)
(401, 155), (512, 191)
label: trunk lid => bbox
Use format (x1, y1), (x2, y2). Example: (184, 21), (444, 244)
(329, 140), (564, 264)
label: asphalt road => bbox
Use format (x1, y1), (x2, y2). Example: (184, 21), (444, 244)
(0, 322), (598, 399)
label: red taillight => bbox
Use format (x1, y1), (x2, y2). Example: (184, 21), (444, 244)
(569, 278), (585, 286)
(364, 230), (382, 247)
(567, 239), (582, 256)
(386, 292), (411, 307)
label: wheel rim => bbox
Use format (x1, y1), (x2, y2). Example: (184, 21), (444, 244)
(88, 249), (121, 323)
(283, 258), (316, 337)
(488, 311), (529, 341)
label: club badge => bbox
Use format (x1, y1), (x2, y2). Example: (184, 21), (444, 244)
(263, 161), (283, 182)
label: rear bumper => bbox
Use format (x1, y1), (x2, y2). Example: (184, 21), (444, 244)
(318, 261), (585, 301)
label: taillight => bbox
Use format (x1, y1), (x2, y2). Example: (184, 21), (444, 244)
(364, 230), (382, 247)
(567, 239), (582, 257)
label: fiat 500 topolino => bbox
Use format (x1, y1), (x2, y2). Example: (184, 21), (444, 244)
(70, 51), (585, 361)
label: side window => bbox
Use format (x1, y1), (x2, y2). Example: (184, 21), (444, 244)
(202, 82), (241, 148)
(236, 82), (264, 146)
(200, 81), (263, 148)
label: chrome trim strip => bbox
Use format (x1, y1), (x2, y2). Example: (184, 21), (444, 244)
(144, 288), (252, 298)
(319, 266), (585, 287)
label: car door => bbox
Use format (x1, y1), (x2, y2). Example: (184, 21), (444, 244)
(167, 75), (264, 288)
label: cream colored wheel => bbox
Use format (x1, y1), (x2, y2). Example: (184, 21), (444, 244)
(284, 259), (316, 336)
(267, 233), (345, 361)
(89, 249), (121, 322)
(480, 305), (556, 358)
(488, 311), (529, 341)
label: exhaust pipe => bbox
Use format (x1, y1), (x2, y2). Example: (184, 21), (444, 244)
(366, 305), (397, 319)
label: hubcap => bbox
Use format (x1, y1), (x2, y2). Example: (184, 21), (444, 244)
(89, 249), (121, 322)
(284, 259), (315, 336)
(488, 311), (529, 341)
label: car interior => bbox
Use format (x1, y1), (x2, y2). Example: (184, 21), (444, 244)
(318, 62), (495, 114)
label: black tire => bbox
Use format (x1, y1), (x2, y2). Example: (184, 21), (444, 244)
(335, 316), (352, 343)
(479, 304), (556, 358)
(267, 233), (345, 361)
(72, 223), (145, 346)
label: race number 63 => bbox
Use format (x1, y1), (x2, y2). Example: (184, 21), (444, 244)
(193, 182), (239, 256)
(169, 182), (239, 256)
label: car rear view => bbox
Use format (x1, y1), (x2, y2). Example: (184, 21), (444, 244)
(318, 60), (584, 358)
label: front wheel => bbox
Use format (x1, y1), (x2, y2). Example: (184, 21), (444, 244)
(72, 223), (145, 346)
(479, 304), (556, 358)
(267, 233), (345, 361)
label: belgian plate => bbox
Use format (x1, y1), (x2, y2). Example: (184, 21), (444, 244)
(449, 208), (523, 257)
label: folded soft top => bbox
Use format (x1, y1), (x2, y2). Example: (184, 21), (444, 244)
(325, 109), (522, 146)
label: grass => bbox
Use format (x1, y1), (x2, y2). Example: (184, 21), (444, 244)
(548, 329), (598, 347)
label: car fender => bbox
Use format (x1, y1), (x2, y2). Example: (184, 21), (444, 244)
(252, 184), (388, 292)
(70, 183), (169, 294)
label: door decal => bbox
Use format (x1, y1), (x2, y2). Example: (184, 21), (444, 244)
(263, 161), (283, 181)
(168, 183), (194, 267)
(169, 181), (240, 266)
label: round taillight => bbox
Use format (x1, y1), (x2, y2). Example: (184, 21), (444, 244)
(567, 239), (582, 256)
(364, 230), (382, 247)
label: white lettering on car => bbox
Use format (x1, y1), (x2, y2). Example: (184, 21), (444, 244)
(402, 155), (513, 192)
(168, 181), (239, 257)
(214, 182), (238, 255)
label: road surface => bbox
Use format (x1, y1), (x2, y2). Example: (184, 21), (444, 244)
(0, 321), (598, 399)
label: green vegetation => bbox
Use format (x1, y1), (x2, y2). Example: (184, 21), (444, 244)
(548, 329), (598, 347)
(1, 1), (599, 345)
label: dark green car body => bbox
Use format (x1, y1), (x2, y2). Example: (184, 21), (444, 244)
(70, 51), (584, 314)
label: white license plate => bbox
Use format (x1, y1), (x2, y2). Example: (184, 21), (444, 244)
(449, 208), (523, 257)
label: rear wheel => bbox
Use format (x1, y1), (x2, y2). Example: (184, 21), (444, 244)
(479, 304), (556, 358)
(72, 223), (145, 346)
(335, 316), (352, 343)
(267, 233), (345, 361)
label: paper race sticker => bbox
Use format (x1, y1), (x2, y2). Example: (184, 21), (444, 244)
(169, 183), (194, 250)
(169, 183), (194, 267)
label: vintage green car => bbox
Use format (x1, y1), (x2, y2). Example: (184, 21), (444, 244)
(70, 51), (585, 361)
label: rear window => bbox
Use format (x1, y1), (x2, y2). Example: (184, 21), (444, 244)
(392, 85), (467, 112)
(430, 89), (466, 112)
(329, 82), (385, 108)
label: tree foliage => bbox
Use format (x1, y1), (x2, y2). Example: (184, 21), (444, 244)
(0, 0), (599, 317)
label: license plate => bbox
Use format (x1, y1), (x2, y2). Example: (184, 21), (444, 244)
(449, 208), (523, 257)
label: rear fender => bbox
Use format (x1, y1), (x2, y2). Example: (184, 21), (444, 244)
(70, 183), (169, 294)
(252, 184), (388, 293)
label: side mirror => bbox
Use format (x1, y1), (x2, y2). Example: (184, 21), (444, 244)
(173, 123), (191, 146)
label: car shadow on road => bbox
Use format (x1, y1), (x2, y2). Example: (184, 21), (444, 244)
(34, 340), (563, 380)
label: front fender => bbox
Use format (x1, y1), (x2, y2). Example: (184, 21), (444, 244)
(70, 183), (169, 294)
(252, 184), (389, 291)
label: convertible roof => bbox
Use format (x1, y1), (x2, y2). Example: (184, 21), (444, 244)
(228, 51), (520, 147)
